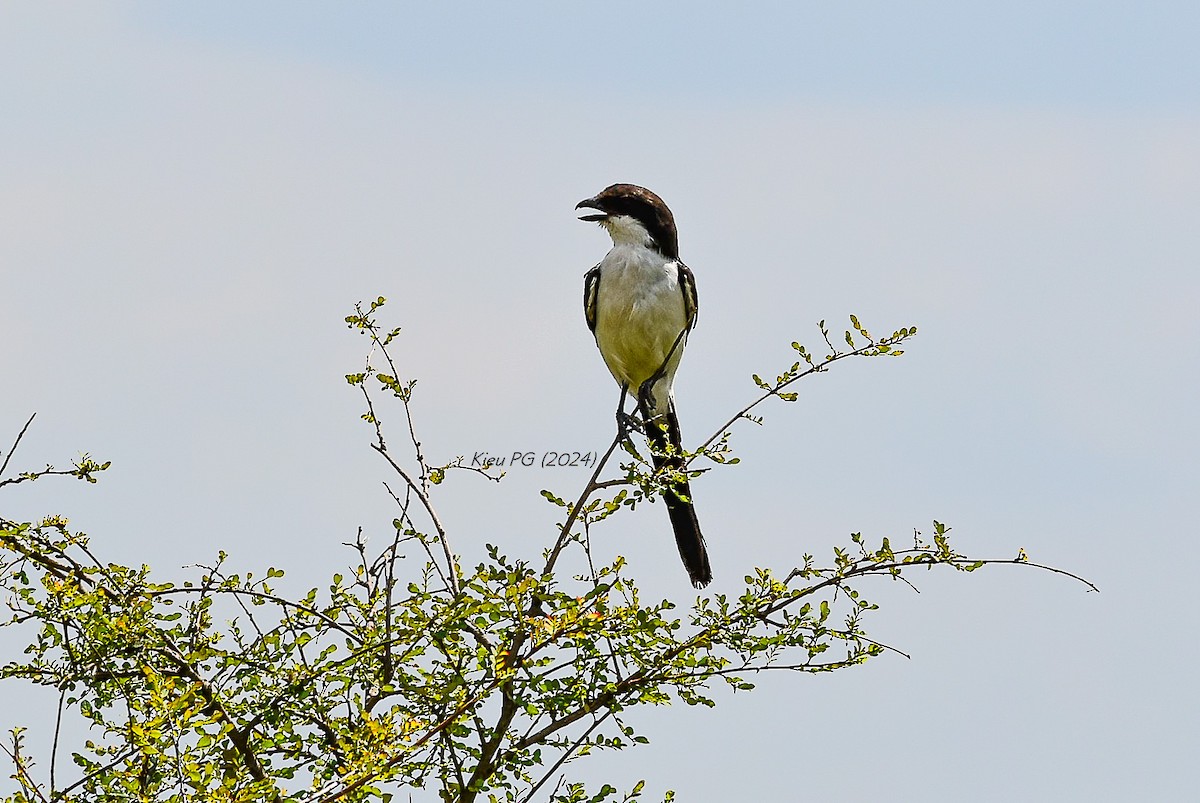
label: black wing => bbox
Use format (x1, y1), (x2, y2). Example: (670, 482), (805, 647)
(677, 261), (699, 330)
(583, 265), (601, 333)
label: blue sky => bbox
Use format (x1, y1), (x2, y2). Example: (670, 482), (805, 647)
(2, 3), (1197, 800)
(137, 2), (1199, 109)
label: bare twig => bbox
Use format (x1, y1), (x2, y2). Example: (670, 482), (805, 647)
(541, 430), (625, 578)
(975, 558), (1099, 592)
(694, 340), (888, 458)
(382, 480), (452, 594)
(51, 688), (65, 794)
(0, 412), (36, 481)
(371, 443), (460, 595)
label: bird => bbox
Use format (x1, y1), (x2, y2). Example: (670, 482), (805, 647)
(576, 183), (712, 588)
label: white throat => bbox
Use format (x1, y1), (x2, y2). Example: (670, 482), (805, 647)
(600, 214), (655, 250)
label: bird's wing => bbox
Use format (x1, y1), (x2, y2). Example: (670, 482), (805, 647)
(677, 261), (699, 329)
(584, 264), (601, 333)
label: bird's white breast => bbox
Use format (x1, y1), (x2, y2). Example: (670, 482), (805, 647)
(593, 243), (689, 408)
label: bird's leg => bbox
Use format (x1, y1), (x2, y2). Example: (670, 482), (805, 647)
(615, 384), (642, 444)
(637, 378), (656, 413)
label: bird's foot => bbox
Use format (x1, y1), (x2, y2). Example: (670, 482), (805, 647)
(616, 409), (644, 444)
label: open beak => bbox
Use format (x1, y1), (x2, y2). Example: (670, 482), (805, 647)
(575, 197), (608, 222)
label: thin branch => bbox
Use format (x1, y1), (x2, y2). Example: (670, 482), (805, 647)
(372, 329), (431, 491)
(149, 586), (362, 644)
(694, 340), (885, 457)
(973, 558), (1099, 593)
(832, 631), (911, 660)
(589, 478), (629, 491)
(666, 658), (866, 678)
(371, 443), (460, 595)
(51, 688), (65, 794)
(359, 368), (388, 455)
(516, 707), (617, 803)
(1, 734), (50, 803)
(440, 459), (504, 483)
(383, 479), (452, 594)
(771, 554), (1097, 620)
(52, 744), (139, 798)
(511, 668), (645, 751)
(0, 465), (92, 489)
(0, 412), (36, 481)
(541, 430), (625, 578)
(382, 523), (397, 694)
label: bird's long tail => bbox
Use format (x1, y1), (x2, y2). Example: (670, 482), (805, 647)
(638, 394), (712, 588)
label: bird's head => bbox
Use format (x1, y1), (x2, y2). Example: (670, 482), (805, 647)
(576, 183), (679, 260)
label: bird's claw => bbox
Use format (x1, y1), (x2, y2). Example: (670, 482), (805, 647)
(616, 409), (644, 444)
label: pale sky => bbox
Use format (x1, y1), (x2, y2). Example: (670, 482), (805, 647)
(2, 3), (1197, 800)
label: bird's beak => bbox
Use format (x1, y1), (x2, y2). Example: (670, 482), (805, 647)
(575, 196), (608, 222)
